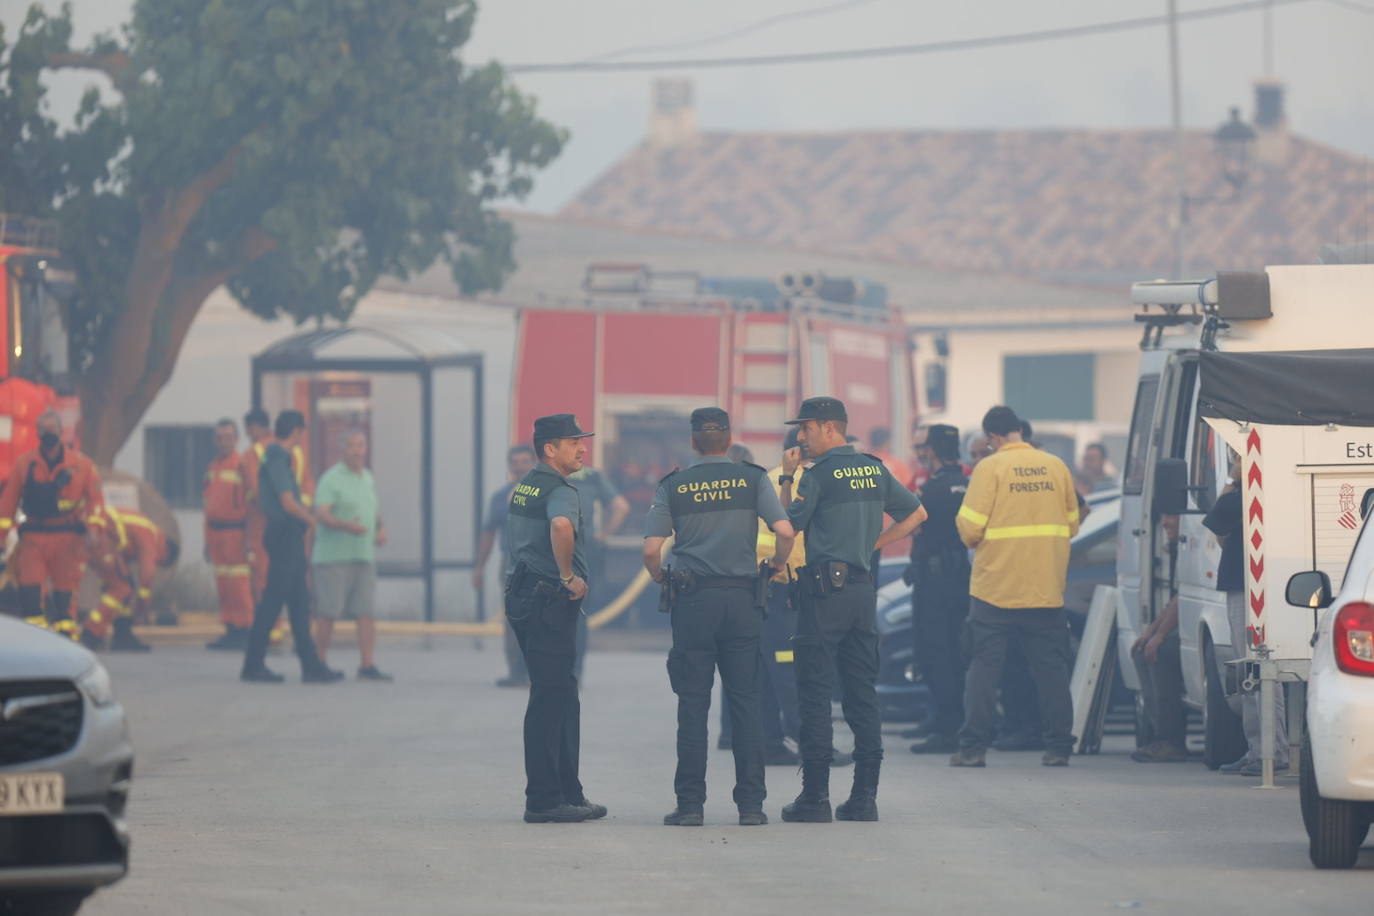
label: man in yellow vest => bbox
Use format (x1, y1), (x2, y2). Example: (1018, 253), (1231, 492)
(951, 406), (1080, 769)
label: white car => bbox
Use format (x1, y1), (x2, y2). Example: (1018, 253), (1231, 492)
(1286, 489), (1374, 869)
(0, 616), (134, 914)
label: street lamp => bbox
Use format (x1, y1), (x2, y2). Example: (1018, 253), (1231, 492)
(1171, 106), (1258, 277)
(1214, 106), (1258, 190)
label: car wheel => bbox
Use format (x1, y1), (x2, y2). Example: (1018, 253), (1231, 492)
(1300, 737), (1370, 869)
(1202, 638), (1247, 770)
(0, 891), (91, 916)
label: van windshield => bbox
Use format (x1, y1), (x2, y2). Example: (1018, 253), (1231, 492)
(1123, 376), (1160, 496)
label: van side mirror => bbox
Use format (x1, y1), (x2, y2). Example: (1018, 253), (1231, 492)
(1286, 570), (1333, 609)
(1153, 458), (1188, 516)
(1361, 488), (1374, 521)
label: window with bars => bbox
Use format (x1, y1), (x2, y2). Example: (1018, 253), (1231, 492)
(144, 425), (216, 509)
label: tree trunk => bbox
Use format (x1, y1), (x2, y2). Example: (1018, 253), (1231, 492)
(77, 222), (274, 466)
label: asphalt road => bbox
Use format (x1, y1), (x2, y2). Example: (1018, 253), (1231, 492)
(83, 641), (1368, 916)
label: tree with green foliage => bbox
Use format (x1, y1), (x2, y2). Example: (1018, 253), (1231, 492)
(0, 0), (564, 463)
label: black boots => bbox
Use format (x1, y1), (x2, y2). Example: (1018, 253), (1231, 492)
(835, 760), (880, 822)
(781, 761), (832, 823)
(109, 617), (151, 652)
(206, 625), (248, 651)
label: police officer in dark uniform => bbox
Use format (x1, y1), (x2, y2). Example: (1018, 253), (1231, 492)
(504, 414), (607, 824)
(778, 398), (927, 823)
(644, 408), (796, 827)
(905, 424), (971, 755)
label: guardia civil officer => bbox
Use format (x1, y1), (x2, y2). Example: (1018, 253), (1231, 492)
(778, 398), (927, 823)
(905, 424), (972, 755)
(504, 414), (607, 823)
(644, 408), (796, 827)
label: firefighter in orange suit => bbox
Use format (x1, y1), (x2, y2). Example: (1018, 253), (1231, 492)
(85, 506), (177, 651)
(204, 418), (253, 651)
(0, 411), (104, 640)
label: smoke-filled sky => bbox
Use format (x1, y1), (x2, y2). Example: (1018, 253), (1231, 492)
(5, 0), (1372, 212)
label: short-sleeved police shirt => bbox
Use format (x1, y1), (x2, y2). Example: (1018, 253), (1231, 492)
(504, 463), (588, 582)
(568, 467), (621, 538)
(483, 483), (515, 554)
(645, 456), (786, 578)
(788, 445), (921, 572)
(260, 443), (304, 531)
(912, 463), (969, 557)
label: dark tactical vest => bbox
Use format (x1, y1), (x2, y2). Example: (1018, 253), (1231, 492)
(802, 450), (890, 570)
(663, 460), (768, 578)
(505, 464), (587, 581)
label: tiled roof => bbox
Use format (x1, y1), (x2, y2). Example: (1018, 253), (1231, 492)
(560, 129), (1372, 278)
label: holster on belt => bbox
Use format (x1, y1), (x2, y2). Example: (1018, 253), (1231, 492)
(755, 561), (771, 610)
(799, 562), (850, 597)
(657, 565), (676, 614)
(504, 561), (530, 598)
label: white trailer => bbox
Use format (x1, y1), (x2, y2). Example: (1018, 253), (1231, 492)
(1115, 265), (1374, 782)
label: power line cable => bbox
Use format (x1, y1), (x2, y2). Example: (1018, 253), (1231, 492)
(1324, 0), (1374, 15)
(508, 0), (1312, 74)
(585, 0), (884, 62)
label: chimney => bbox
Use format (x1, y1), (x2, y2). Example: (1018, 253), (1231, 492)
(1251, 78), (1289, 166)
(649, 78), (697, 147)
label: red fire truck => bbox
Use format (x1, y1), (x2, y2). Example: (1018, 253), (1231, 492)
(511, 265), (918, 597)
(513, 265), (914, 464)
(0, 214), (78, 479)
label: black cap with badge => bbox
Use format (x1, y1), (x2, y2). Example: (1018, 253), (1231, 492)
(532, 413), (595, 440)
(690, 407), (730, 431)
(784, 396), (848, 425)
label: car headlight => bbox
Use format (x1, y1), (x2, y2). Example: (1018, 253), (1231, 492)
(880, 599), (912, 628)
(78, 663), (116, 707)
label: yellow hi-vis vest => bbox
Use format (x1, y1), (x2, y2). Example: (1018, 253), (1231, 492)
(756, 465), (805, 582)
(955, 442), (1079, 609)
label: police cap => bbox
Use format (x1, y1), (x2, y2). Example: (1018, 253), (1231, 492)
(927, 424), (961, 460)
(532, 413), (594, 441)
(690, 407), (730, 431)
(784, 397), (848, 425)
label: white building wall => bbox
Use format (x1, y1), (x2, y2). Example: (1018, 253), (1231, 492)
(915, 323), (1142, 457)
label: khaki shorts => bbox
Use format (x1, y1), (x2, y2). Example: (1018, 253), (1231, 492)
(313, 562), (376, 620)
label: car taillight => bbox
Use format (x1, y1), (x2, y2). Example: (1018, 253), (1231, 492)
(1333, 602), (1374, 677)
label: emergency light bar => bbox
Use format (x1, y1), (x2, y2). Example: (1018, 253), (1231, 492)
(1129, 279), (1219, 307)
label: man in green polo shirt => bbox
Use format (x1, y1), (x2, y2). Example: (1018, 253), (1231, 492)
(312, 431), (390, 681)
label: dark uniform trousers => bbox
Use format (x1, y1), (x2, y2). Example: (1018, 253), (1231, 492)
(508, 586), (583, 811)
(668, 585), (766, 810)
(244, 521), (322, 670)
(719, 581), (801, 747)
(795, 581), (883, 765)
(910, 553), (971, 736)
(1131, 632), (1187, 750)
(959, 599), (1075, 756)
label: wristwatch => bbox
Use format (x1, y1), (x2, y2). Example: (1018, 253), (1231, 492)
(777, 474), (795, 484)
(560, 573), (574, 584)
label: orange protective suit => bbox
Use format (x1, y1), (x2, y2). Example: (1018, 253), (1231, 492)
(0, 444), (104, 634)
(203, 451), (253, 629)
(85, 508), (166, 639)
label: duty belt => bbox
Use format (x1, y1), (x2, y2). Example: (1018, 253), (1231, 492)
(836, 568), (871, 584)
(686, 575), (755, 591)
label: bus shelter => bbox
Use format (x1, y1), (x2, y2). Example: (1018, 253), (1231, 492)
(252, 325), (483, 622)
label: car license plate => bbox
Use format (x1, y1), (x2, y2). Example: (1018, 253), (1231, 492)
(0, 773), (64, 815)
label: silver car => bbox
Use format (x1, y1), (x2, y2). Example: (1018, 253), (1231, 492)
(0, 616), (133, 916)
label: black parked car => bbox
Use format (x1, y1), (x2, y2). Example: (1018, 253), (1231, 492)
(876, 493), (1121, 722)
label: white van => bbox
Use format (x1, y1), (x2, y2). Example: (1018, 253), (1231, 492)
(1115, 266), (1374, 773)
